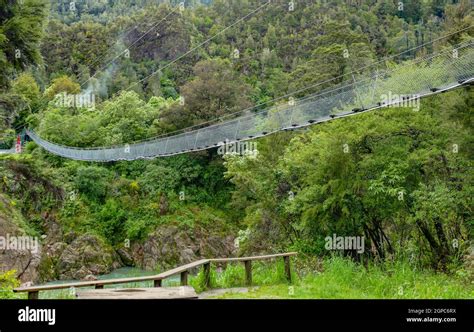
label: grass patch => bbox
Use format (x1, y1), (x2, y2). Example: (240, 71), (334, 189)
(212, 257), (473, 299)
(190, 259), (294, 293)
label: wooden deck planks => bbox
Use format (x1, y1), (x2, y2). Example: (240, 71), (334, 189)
(76, 287), (198, 299)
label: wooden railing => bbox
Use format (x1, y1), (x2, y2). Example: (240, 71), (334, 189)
(14, 252), (297, 299)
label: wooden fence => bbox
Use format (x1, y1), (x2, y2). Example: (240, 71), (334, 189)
(14, 252), (297, 299)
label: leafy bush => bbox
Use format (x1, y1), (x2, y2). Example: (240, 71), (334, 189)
(74, 166), (113, 202)
(0, 270), (22, 299)
(97, 199), (128, 245)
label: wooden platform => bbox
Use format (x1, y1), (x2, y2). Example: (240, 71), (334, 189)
(76, 286), (198, 299)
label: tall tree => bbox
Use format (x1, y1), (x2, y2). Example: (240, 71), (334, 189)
(0, 0), (48, 133)
(161, 59), (252, 129)
(0, 0), (48, 88)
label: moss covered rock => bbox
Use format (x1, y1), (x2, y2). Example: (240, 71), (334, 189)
(131, 225), (235, 271)
(57, 234), (123, 280)
(0, 194), (41, 284)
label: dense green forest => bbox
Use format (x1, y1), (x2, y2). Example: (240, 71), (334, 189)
(0, 0), (473, 299)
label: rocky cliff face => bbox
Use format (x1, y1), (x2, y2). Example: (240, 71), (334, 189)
(2, 215), (236, 284)
(56, 234), (123, 280)
(0, 194), (41, 284)
(36, 224), (235, 282)
(1, 194), (236, 284)
(1, 155), (237, 286)
(128, 225), (236, 271)
(0, 193), (124, 283)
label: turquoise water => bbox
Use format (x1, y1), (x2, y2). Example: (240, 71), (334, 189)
(38, 267), (182, 299)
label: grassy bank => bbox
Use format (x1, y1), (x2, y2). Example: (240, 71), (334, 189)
(202, 257), (473, 299)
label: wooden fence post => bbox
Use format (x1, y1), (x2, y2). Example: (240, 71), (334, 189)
(244, 260), (252, 286)
(154, 279), (162, 287)
(180, 271), (188, 286)
(28, 291), (39, 300)
(95, 284), (104, 289)
(203, 262), (211, 288)
(283, 256), (291, 283)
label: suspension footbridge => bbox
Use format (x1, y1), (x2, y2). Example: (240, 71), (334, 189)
(10, 40), (471, 162)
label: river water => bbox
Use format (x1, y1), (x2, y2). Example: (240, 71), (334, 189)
(38, 267), (182, 299)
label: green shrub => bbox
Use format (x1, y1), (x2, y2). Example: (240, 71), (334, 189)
(0, 270), (22, 299)
(74, 166), (113, 202)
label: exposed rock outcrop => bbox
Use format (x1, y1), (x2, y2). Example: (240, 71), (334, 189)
(130, 225), (236, 271)
(0, 195), (42, 283)
(116, 247), (134, 266)
(1, 193), (236, 283)
(56, 234), (123, 280)
(0, 243), (42, 283)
